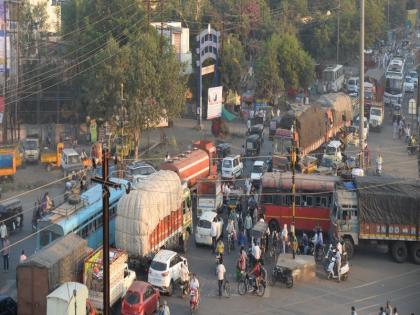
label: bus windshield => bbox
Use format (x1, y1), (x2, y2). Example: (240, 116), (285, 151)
(273, 138), (292, 155)
(385, 78), (403, 94)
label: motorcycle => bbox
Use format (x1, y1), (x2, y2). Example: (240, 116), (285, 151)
(271, 266), (293, 288)
(238, 272), (266, 297)
(325, 252), (350, 281)
(189, 288), (199, 313)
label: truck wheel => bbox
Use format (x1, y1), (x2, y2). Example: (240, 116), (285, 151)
(344, 238), (354, 259)
(391, 241), (408, 263)
(410, 243), (420, 265)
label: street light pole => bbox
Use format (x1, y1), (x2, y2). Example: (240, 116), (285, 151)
(290, 120), (296, 259)
(359, 0), (365, 169)
(336, 0), (340, 65)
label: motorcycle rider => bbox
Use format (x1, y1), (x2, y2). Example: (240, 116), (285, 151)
(248, 260), (263, 290)
(189, 273), (200, 304)
(408, 135), (417, 154)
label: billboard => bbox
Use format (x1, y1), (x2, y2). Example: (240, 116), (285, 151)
(207, 86), (223, 119)
(0, 2), (10, 73)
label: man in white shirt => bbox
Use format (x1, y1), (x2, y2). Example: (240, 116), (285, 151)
(211, 219), (218, 253)
(336, 240), (343, 255)
(216, 260), (226, 296)
(251, 239), (261, 265)
(0, 222), (7, 241)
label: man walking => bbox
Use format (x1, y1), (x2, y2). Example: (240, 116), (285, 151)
(2, 237), (10, 272)
(216, 259), (226, 297)
(0, 222), (7, 242)
(351, 306), (358, 315)
(244, 213), (252, 244)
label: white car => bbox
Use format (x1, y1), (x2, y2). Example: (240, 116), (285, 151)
(346, 77), (359, 94)
(250, 160), (266, 186)
(221, 155), (243, 179)
(148, 250), (187, 296)
(408, 70), (418, 86)
(404, 76), (415, 93)
(195, 211), (223, 246)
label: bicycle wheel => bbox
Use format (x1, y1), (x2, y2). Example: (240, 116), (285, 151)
(238, 278), (247, 295)
(224, 280), (231, 298)
(256, 283), (265, 297)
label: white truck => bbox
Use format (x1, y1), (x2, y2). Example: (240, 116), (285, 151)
(83, 248), (136, 311)
(368, 102), (384, 131)
(23, 136), (40, 163)
(47, 282), (96, 315)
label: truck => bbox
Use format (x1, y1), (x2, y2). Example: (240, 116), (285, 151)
(160, 140), (217, 190)
(272, 93), (353, 171)
(196, 175), (223, 217)
(116, 170), (193, 269)
(83, 248), (136, 311)
(61, 148), (84, 176)
(368, 101), (384, 131)
(0, 150), (16, 180)
(47, 282), (96, 315)
(17, 233), (89, 315)
(23, 135), (40, 163)
(332, 177), (420, 264)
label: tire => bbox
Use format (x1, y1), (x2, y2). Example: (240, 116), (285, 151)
(256, 283), (265, 297)
(344, 238), (354, 259)
(410, 243), (420, 265)
(238, 279), (247, 295)
(224, 281), (231, 298)
(391, 241), (408, 263)
(167, 281), (174, 296)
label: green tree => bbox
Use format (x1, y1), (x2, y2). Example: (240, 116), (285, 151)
(220, 34), (246, 94)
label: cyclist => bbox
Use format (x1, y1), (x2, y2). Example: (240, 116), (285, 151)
(216, 238), (225, 262)
(226, 219), (236, 251)
(248, 261), (262, 291)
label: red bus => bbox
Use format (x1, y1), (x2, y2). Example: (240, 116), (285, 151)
(261, 172), (340, 233)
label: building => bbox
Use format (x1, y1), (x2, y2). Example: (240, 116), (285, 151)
(29, 0), (61, 35)
(150, 21), (192, 75)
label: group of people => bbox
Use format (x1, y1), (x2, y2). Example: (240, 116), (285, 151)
(31, 191), (54, 231)
(351, 301), (413, 315)
(1, 221), (28, 273)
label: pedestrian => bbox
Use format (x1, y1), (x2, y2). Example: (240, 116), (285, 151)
(351, 306), (358, 315)
(379, 306), (386, 315)
(247, 119), (251, 134)
(19, 250), (27, 263)
(158, 300), (170, 315)
(237, 228), (247, 248)
(393, 120), (398, 139)
(392, 307), (398, 315)
(216, 259), (226, 297)
(405, 124), (411, 143)
(277, 108), (280, 117)
(251, 238), (261, 265)
(291, 233), (298, 259)
(335, 249), (342, 282)
(0, 222), (7, 241)
(301, 232), (309, 255)
(2, 237), (10, 272)
(244, 212), (252, 244)
(211, 219), (217, 254)
(281, 224), (288, 254)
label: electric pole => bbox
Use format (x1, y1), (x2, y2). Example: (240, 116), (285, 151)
(2, 1), (7, 143)
(290, 120), (296, 259)
(337, 0), (340, 65)
(359, 0), (365, 169)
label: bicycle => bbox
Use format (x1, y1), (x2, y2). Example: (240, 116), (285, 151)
(222, 279), (231, 298)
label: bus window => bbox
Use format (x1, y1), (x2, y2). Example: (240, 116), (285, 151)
(306, 197), (313, 206)
(315, 196), (321, 206)
(285, 195), (291, 206)
(321, 197), (327, 207)
(295, 196), (301, 206)
(263, 194), (273, 204)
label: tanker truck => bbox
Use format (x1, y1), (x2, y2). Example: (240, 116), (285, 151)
(332, 177), (420, 264)
(115, 170), (192, 271)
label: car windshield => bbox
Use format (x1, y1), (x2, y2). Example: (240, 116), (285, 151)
(252, 165), (263, 173)
(325, 146), (337, 155)
(68, 155), (80, 164)
(348, 79), (356, 85)
(198, 219), (211, 228)
(371, 108), (381, 116)
(124, 291), (140, 305)
(410, 72), (417, 78)
(222, 160), (232, 168)
(24, 140), (37, 150)
(150, 261), (167, 271)
(405, 77), (412, 83)
(320, 159), (334, 167)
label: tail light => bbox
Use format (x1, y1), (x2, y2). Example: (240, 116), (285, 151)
(161, 271), (169, 276)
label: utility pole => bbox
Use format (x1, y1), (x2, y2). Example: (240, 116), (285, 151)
(2, 0), (7, 143)
(387, 0), (390, 28)
(290, 120), (296, 259)
(146, 0), (150, 25)
(91, 148), (129, 315)
(160, 0), (163, 53)
(417, 74), (420, 178)
(359, 0), (365, 169)
(336, 0), (340, 65)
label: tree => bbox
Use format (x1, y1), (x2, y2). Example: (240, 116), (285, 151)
(220, 34), (246, 93)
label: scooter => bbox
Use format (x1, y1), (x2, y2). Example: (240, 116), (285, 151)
(325, 253), (350, 281)
(271, 265), (293, 288)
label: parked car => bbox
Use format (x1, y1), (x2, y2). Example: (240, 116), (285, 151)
(346, 76), (359, 94)
(408, 70), (418, 86)
(147, 250), (188, 296)
(403, 76), (415, 93)
(221, 155), (243, 179)
(195, 211), (223, 246)
(126, 161), (157, 184)
(121, 281), (160, 315)
(250, 160), (266, 186)
(0, 295), (17, 315)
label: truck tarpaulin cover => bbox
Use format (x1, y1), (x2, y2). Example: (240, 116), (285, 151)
(356, 177), (420, 225)
(296, 106), (327, 149)
(116, 170), (183, 257)
(316, 93), (353, 127)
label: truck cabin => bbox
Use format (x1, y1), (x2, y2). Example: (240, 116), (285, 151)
(193, 140), (217, 174)
(272, 129), (293, 171)
(331, 184), (359, 237)
(323, 140), (343, 163)
(250, 124), (264, 139)
(269, 116), (282, 138)
(0, 199), (23, 231)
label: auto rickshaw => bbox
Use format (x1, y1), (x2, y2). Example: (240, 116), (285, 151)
(227, 190), (241, 212)
(245, 134), (261, 156)
(249, 124), (264, 141)
(40, 142), (64, 171)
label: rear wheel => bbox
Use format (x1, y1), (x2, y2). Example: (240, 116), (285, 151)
(223, 280), (231, 298)
(238, 279), (247, 295)
(391, 241), (408, 263)
(410, 243), (420, 265)
(256, 283), (265, 296)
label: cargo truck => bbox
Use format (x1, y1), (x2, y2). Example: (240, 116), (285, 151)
(23, 135), (40, 163)
(17, 233), (89, 315)
(83, 248), (136, 311)
(116, 170), (193, 270)
(196, 175), (223, 217)
(332, 177), (420, 264)
(0, 150), (16, 180)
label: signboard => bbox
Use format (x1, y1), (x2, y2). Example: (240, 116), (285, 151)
(207, 86), (223, 119)
(201, 64), (215, 76)
(0, 2), (10, 73)
(408, 99), (417, 115)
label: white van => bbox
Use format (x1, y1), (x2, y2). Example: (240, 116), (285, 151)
(352, 116), (369, 141)
(346, 77), (359, 94)
(221, 155), (243, 179)
(322, 140), (343, 164)
(195, 211), (223, 246)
